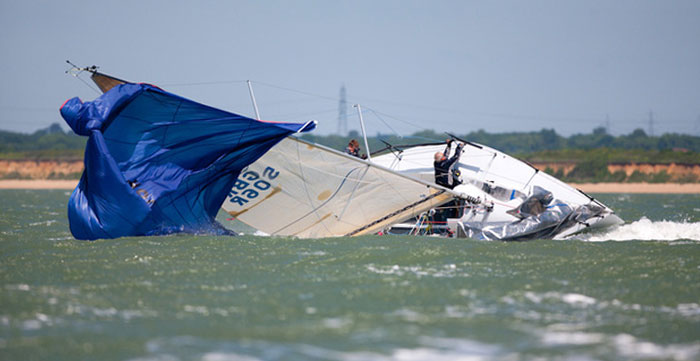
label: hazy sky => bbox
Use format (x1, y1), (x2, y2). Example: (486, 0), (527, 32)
(1, 0), (699, 137)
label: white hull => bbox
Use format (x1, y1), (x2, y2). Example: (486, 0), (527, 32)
(372, 142), (623, 240)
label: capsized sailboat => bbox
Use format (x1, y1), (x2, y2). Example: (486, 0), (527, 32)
(66, 66), (622, 240)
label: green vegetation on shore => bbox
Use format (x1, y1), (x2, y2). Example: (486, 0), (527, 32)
(3, 123), (698, 159)
(2, 123), (699, 183)
(0, 149), (83, 161)
(300, 127), (700, 183)
(301, 127), (700, 156)
(0, 124), (85, 160)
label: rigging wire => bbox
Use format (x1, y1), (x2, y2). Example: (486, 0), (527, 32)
(68, 69), (696, 131)
(362, 107), (430, 132)
(64, 63), (102, 95)
(152, 79), (626, 133)
(243, 82), (436, 135)
(365, 107), (401, 136)
(66, 70), (101, 95)
(67, 73), (695, 135)
(157, 80), (248, 87)
(265, 107), (338, 120)
(74, 73), (102, 95)
(250, 80), (340, 103)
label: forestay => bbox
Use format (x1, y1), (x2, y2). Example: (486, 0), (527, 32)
(221, 137), (457, 237)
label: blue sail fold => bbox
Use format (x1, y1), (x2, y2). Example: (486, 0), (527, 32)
(60, 83), (315, 240)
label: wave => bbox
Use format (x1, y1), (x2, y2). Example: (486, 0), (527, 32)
(575, 217), (700, 242)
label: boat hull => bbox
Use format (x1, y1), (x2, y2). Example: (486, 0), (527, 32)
(372, 143), (623, 240)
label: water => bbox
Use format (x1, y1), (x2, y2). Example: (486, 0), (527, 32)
(1, 190), (699, 361)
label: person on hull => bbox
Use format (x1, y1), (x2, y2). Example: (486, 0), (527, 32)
(434, 139), (463, 189)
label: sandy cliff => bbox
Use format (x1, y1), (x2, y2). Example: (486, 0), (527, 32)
(530, 162), (700, 179)
(0, 160), (83, 179)
(2, 160), (699, 181)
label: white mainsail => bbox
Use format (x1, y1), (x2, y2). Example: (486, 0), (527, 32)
(221, 137), (460, 237)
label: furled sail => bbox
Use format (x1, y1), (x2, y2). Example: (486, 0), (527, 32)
(221, 137), (459, 237)
(60, 82), (315, 240)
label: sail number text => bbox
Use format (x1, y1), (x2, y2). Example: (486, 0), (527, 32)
(228, 167), (279, 206)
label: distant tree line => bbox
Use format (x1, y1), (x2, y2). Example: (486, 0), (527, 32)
(0, 123), (85, 159)
(2, 123), (699, 165)
(296, 127), (700, 183)
(301, 126), (700, 157)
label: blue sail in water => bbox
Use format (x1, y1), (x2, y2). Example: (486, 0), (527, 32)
(60, 83), (315, 240)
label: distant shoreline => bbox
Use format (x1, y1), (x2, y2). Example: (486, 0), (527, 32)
(0, 180), (78, 189)
(569, 182), (700, 194)
(1, 179), (699, 194)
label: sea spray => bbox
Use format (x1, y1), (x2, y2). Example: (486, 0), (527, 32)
(575, 217), (700, 242)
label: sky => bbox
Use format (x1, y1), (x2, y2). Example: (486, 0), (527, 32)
(1, 0), (699, 137)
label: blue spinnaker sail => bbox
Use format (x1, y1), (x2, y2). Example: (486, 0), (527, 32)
(60, 83), (315, 240)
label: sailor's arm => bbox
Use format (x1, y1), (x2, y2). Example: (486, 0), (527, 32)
(443, 139), (453, 156)
(446, 142), (464, 164)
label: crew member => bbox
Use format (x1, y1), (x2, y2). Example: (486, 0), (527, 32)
(346, 139), (360, 157)
(346, 139), (367, 159)
(434, 139), (463, 189)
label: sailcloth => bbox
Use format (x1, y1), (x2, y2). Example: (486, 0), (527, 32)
(60, 83), (314, 240)
(221, 137), (456, 237)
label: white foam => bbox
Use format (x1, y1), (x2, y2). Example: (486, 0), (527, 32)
(5, 284), (31, 291)
(28, 220), (57, 227)
(520, 291), (600, 310)
(390, 308), (430, 322)
(365, 264), (462, 278)
(137, 336), (504, 361)
(613, 333), (700, 360)
(322, 317), (352, 329)
(202, 353), (262, 361)
(561, 293), (597, 306)
(576, 217), (700, 242)
(541, 331), (605, 345)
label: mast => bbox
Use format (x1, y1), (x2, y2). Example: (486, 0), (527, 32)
(247, 80), (261, 120)
(353, 104), (371, 161)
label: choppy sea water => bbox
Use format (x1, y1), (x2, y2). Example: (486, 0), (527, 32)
(0, 190), (699, 361)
